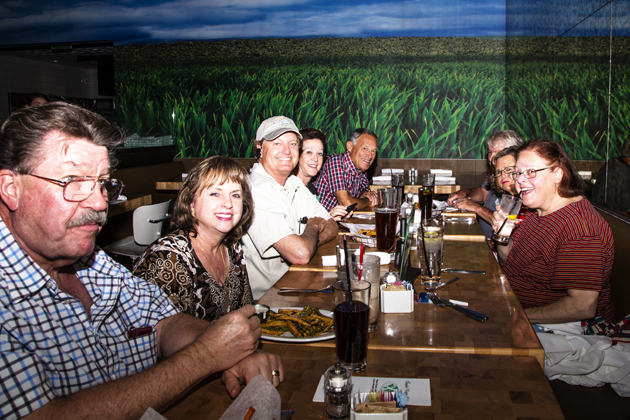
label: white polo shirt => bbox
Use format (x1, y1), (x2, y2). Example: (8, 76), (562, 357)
(242, 164), (331, 299)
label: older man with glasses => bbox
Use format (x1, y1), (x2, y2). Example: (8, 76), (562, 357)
(447, 130), (524, 239)
(0, 103), (282, 420)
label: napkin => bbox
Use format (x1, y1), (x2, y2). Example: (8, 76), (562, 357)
(219, 375), (281, 420)
(322, 255), (337, 266)
(381, 169), (404, 176)
(430, 169), (452, 176)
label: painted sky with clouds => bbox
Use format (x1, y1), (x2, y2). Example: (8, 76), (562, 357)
(0, 0), (627, 46)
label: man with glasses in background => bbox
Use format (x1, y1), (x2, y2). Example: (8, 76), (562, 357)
(0, 103), (282, 420)
(447, 130), (524, 239)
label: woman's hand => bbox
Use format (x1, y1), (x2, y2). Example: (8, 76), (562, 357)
(491, 206), (521, 234)
(329, 205), (353, 222)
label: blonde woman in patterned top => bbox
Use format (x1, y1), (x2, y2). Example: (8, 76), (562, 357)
(134, 156), (254, 320)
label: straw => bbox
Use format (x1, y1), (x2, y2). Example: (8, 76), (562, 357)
(419, 219), (433, 279)
(343, 235), (354, 308)
(496, 215), (509, 236)
(357, 243), (365, 283)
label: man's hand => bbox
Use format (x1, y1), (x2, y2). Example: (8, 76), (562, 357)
(306, 216), (328, 233)
(191, 306), (261, 374)
(335, 190), (372, 210)
(447, 186), (487, 205)
(447, 190), (469, 206)
(329, 205), (353, 221)
(455, 198), (494, 224)
(222, 350), (284, 397)
(360, 190), (378, 206)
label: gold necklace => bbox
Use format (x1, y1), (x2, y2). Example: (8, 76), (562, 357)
(195, 238), (231, 312)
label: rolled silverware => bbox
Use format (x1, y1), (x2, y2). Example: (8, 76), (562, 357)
(442, 268), (486, 274)
(427, 293), (489, 323)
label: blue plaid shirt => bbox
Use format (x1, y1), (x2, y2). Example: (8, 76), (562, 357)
(0, 219), (179, 420)
(313, 151), (369, 211)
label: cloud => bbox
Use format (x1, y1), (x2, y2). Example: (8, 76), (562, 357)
(2, 0), (624, 48)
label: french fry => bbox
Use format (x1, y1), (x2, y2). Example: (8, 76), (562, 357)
(262, 306), (334, 338)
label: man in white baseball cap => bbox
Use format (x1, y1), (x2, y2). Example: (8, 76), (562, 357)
(242, 116), (338, 299)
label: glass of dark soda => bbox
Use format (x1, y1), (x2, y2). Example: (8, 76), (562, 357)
(332, 281), (371, 372)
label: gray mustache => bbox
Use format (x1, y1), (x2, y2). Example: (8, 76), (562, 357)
(67, 210), (107, 228)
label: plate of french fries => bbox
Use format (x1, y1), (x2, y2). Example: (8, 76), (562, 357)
(260, 306), (335, 343)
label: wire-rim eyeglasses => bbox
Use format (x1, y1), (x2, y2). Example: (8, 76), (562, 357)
(26, 174), (124, 203)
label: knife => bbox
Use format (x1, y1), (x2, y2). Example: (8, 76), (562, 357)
(442, 268), (486, 274)
(438, 296), (489, 323)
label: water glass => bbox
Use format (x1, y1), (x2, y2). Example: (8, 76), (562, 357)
(492, 195), (522, 243)
(418, 225), (443, 290)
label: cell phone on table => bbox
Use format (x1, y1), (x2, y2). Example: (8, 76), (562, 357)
(345, 203), (358, 213)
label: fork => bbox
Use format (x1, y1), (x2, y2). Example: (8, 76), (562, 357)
(278, 284), (333, 294)
(427, 293), (488, 323)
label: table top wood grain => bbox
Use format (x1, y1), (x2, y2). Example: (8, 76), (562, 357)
(262, 239), (544, 366)
(155, 179), (184, 191)
(162, 345), (563, 420)
(107, 194), (152, 218)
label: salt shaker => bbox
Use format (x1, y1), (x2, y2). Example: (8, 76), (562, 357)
(383, 269), (399, 285)
(324, 362), (352, 418)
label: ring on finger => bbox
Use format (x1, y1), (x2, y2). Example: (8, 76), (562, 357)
(271, 370), (280, 377)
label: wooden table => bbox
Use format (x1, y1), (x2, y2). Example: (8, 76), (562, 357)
(263, 239), (544, 367)
(290, 218), (486, 272)
(108, 194), (152, 218)
(163, 344), (564, 420)
(156, 178), (184, 191)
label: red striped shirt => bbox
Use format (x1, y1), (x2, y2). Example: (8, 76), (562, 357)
(503, 198), (615, 323)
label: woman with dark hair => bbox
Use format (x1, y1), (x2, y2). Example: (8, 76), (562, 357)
(133, 156), (254, 320)
(489, 146), (519, 196)
(494, 140), (615, 325)
(293, 128), (353, 221)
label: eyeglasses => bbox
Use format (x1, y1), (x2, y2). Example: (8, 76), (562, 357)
(27, 174), (124, 203)
(510, 166), (556, 181)
(494, 166), (516, 178)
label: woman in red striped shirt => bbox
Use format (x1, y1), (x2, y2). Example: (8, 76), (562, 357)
(494, 140), (615, 325)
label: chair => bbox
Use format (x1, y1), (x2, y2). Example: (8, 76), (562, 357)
(104, 200), (171, 260)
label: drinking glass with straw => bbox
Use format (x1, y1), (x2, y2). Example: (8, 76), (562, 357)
(333, 235), (371, 372)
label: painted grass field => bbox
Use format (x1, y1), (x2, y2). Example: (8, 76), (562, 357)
(115, 56), (629, 160)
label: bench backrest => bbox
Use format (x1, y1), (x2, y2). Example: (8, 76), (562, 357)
(596, 205), (630, 323)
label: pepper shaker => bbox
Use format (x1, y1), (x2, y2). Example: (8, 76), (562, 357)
(324, 362), (352, 418)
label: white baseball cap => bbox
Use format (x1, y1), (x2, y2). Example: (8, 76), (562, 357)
(256, 116), (302, 141)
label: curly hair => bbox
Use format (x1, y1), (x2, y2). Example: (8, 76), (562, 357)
(170, 156), (254, 245)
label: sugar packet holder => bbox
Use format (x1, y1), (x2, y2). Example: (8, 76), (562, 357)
(380, 281), (414, 313)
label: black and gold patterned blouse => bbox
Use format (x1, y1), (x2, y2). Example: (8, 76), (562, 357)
(133, 230), (253, 321)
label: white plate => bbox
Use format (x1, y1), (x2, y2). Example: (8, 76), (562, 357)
(261, 307), (335, 343)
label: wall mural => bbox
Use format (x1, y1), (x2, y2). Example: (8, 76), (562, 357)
(1, 0), (629, 160)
